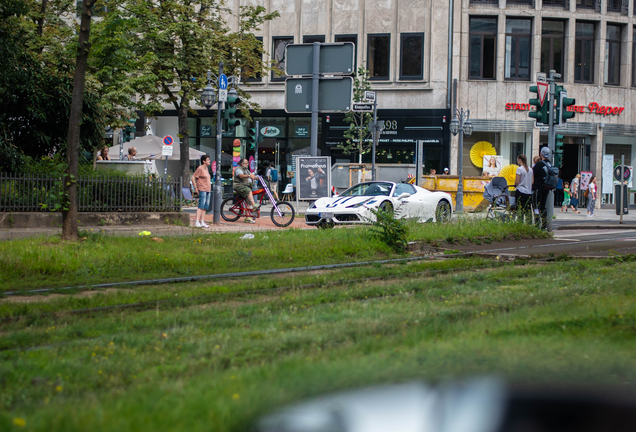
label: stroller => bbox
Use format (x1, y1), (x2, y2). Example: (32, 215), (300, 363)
(484, 177), (516, 222)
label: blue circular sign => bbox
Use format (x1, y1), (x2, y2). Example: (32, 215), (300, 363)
(163, 135), (173, 146)
(219, 74), (228, 90)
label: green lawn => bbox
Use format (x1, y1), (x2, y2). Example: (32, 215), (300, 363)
(1, 257), (635, 431)
(0, 219), (548, 293)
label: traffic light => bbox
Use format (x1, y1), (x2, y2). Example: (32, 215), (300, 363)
(557, 85), (576, 125)
(528, 85), (548, 124)
(247, 128), (257, 150)
(122, 118), (136, 143)
(224, 94), (242, 130)
(554, 134), (564, 166)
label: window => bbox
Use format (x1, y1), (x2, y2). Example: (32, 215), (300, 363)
(243, 37), (263, 82)
(469, 0), (498, 4)
(576, 0), (601, 11)
(393, 183), (416, 197)
(607, 0), (628, 14)
(335, 34), (357, 70)
(574, 22), (595, 83)
(400, 33), (424, 80)
(507, 0), (534, 5)
(271, 37), (293, 81)
(542, 0), (568, 8)
(605, 25), (621, 85)
(632, 28), (636, 87)
(469, 17), (497, 80)
(303, 35), (325, 43)
(541, 20), (564, 79)
(505, 19), (531, 80)
(367, 34), (390, 80)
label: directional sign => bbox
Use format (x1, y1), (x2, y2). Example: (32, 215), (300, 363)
(537, 82), (549, 106)
(219, 74), (228, 90)
(163, 136), (173, 146)
(353, 103), (373, 112)
(285, 43), (355, 76)
(285, 77), (353, 113)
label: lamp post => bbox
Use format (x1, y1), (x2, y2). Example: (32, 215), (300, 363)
(201, 64), (224, 225)
(449, 108), (472, 213)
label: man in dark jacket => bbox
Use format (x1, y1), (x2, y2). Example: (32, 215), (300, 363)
(532, 146), (552, 230)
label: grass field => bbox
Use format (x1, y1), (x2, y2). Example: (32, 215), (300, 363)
(0, 219), (548, 293)
(1, 253), (636, 431)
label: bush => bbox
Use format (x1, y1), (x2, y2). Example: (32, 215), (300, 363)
(370, 208), (410, 253)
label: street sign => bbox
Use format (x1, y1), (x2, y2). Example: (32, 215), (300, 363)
(219, 74), (228, 90)
(163, 136), (173, 146)
(285, 43), (355, 76)
(162, 145), (173, 156)
(364, 91), (376, 102)
(353, 103), (373, 111)
(537, 82), (549, 106)
(536, 72), (547, 83)
(533, 121), (548, 131)
(285, 77), (352, 113)
(614, 165), (631, 182)
(218, 88), (227, 102)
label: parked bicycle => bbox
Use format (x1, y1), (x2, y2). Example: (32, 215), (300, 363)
(221, 175), (295, 227)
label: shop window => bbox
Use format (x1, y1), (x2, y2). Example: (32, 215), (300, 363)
(243, 37), (263, 83)
(367, 34), (390, 80)
(469, 17), (497, 80)
(335, 34), (357, 70)
(463, 132), (500, 177)
(303, 35), (325, 43)
(541, 20), (565, 80)
(604, 24), (621, 86)
(271, 37), (293, 82)
(399, 33), (424, 80)
(574, 22), (595, 84)
(505, 18), (531, 81)
(510, 142), (524, 163)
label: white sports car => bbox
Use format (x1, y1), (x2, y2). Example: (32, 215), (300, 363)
(305, 181), (453, 228)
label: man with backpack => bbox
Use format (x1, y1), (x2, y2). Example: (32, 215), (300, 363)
(266, 162), (280, 201)
(532, 146), (558, 230)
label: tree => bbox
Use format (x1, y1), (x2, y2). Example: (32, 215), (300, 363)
(337, 66), (373, 175)
(98, 0), (279, 184)
(62, 0), (95, 240)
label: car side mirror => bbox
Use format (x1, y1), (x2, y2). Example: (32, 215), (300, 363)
(397, 193), (411, 200)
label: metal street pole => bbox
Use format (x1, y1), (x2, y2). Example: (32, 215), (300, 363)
(254, 120), (260, 178)
(372, 97), (378, 181)
(620, 154), (625, 224)
(457, 120), (464, 213)
(213, 61), (224, 225)
(546, 70), (557, 233)
(310, 42), (320, 156)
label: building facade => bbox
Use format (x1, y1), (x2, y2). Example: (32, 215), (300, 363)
(148, 0), (636, 205)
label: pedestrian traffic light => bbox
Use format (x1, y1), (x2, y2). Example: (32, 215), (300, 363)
(224, 94), (242, 130)
(528, 85), (548, 124)
(122, 125), (135, 142)
(247, 128), (257, 150)
(554, 134), (565, 167)
(557, 85), (576, 125)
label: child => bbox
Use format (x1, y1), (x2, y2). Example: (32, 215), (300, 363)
(561, 182), (574, 212)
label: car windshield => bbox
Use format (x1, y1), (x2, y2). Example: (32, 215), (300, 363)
(340, 182), (393, 197)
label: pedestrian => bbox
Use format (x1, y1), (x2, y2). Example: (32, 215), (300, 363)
(587, 176), (597, 217)
(97, 146), (112, 161)
(266, 162), (280, 201)
(532, 147), (552, 230)
(443, 167), (450, 175)
(555, 171), (563, 206)
(570, 174), (581, 212)
(561, 182), (574, 212)
(122, 147), (137, 161)
(514, 154), (533, 211)
(532, 155), (540, 167)
(429, 168), (437, 175)
(191, 154), (212, 228)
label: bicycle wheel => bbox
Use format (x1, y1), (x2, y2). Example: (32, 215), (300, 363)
(271, 201), (295, 227)
(221, 197), (241, 222)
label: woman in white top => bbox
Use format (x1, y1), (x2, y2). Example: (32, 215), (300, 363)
(514, 154), (533, 211)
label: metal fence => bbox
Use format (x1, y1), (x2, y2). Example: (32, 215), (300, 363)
(0, 173), (182, 212)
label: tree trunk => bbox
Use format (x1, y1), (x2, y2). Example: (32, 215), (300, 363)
(62, 0), (93, 241)
(177, 102), (190, 185)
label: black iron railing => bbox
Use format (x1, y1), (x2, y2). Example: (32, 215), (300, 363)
(0, 173), (181, 212)
(576, 0), (601, 11)
(607, 0), (628, 14)
(470, 0), (499, 5)
(543, 0), (569, 8)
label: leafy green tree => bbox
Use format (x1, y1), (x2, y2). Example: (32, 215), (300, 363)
(96, 0), (279, 183)
(337, 66), (373, 168)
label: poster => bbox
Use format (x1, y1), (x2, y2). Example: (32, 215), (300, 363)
(602, 155), (614, 194)
(482, 155), (503, 177)
(297, 156), (330, 200)
(580, 171), (593, 191)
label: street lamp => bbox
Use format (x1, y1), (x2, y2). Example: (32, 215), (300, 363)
(449, 108), (472, 213)
(200, 79), (217, 109)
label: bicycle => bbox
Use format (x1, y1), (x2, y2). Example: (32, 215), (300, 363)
(221, 175), (295, 227)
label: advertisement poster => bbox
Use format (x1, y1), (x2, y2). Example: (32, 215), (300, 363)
(602, 155), (614, 194)
(297, 156), (330, 200)
(482, 155), (503, 177)
(580, 171), (593, 191)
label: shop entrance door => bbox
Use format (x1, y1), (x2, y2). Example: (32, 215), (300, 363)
(560, 137), (589, 184)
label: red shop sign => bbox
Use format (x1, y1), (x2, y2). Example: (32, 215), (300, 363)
(506, 101), (625, 116)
